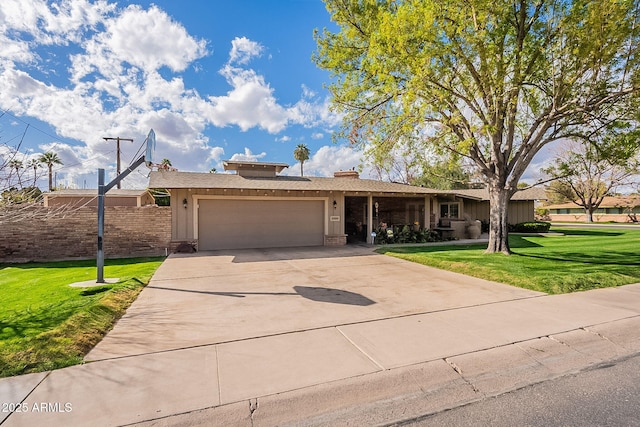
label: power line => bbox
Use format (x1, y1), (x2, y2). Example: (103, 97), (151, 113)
(0, 108), (72, 144)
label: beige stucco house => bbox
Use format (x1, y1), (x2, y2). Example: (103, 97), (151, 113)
(149, 161), (543, 251)
(546, 196), (640, 223)
(43, 189), (156, 207)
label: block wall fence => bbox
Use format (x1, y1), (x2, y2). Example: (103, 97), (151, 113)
(0, 206), (172, 263)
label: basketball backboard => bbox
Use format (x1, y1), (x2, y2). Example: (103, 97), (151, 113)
(144, 128), (156, 168)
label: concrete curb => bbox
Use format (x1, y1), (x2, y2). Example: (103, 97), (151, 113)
(131, 316), (640, 427)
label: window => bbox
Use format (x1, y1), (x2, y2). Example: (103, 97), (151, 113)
(440, 202), (460, 219)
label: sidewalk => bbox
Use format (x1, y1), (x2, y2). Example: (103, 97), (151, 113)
(1, 282), (639, 426)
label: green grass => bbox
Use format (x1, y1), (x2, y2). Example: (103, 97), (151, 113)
(0, 257), (164, 378)
(377, 228), (640, 294)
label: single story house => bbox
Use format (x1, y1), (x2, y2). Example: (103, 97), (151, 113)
(545, 196), (640, 223)
(43, 189), (156, 208)
(148, 161), (544, 251)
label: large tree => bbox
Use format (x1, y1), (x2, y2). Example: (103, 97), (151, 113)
(543, 136), (640, 222)
(314, 0), (640, 253)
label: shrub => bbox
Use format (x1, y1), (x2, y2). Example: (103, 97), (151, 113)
(373, 225), (440, 244)
(509, 221), (551, 233)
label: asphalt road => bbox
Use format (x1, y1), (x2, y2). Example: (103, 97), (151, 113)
(397, 353), (640, 427)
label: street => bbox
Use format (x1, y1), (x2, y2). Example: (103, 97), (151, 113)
(399, 353), (640, 427)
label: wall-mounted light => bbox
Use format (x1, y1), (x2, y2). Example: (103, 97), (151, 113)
(183, 198), (188, 209)
(333, 200), (337, 209)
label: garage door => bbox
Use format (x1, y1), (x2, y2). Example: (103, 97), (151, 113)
(198, 199), (325, 250)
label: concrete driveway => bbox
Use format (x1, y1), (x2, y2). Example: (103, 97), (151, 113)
(87, 245), (541, 361)
(6, 246), (640, 426)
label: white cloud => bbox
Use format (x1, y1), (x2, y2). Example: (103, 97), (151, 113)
(311, 132), (324, 140)
(229, 147), (267, 162)
(208, 64), (291, 133)
(285, 145), (374, 178)
(228, 36), (263, 65)
(276, 135), (291, 142)
(0, 0), (113, 47)
(69, 4), (208, 83)
(208, 146), (225, 163)
(301, 84), (316, 98)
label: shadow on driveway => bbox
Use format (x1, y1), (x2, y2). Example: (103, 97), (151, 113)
(146, 284), (376, 306)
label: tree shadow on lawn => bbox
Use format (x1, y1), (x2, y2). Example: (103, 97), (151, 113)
(513, 250), (640, 266)
(377, 235), (542, 254)
(0, 257), (164, 271)
(552, 229), (624, 237)
(0, 301), (80, 340)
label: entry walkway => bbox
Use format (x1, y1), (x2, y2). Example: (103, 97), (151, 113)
(1, 246), (639, 426)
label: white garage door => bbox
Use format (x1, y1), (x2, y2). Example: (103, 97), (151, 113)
(198, 199), (325, 250)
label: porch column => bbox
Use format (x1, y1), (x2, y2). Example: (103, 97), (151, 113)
(367, 194), (373, 244)
(424, 196), (430, 229)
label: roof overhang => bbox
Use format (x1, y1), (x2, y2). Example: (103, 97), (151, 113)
(223, 160), (289, 174)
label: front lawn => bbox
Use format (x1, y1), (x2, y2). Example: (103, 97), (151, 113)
(0, 257), (163, 378)
(377, 228), (640, 294)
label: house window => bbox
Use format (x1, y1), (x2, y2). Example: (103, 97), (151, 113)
(440, 202), (460, 219)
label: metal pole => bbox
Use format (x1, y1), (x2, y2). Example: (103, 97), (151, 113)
(97, 168), (105, 283)
(116, 138), (121, 189)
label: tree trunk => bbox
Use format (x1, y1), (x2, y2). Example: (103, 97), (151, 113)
(48, 166), (53, 192)
(486, 185), (512, 254)
(585, 209), (594, 223)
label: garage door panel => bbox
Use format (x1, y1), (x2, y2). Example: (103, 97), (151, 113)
(199, 199), (324, 250)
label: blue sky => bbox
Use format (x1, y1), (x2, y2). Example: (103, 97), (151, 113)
(0, 0), (368, 189)
(0, 0), (551, 190)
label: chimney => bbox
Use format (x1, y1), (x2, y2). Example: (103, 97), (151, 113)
(334, 170), (359, 179)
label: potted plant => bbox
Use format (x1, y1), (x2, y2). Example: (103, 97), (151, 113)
(464, 215), (482, 239)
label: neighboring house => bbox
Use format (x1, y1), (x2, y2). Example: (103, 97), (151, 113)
(43, 189), (156, 208)
(545, 196), (640, 223)
(148, 161), (543, 251)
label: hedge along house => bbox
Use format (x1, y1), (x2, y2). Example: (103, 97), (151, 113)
(148, 161), (543, 251)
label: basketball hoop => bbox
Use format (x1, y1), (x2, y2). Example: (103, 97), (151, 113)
(96, 128), (157, 283)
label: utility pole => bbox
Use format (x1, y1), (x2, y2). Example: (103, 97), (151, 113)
(103, 136), (133, 189)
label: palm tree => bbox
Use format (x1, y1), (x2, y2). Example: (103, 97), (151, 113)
(39, 152), (63, 191)
(8, 159), (24, 188)
(26, 159), (41, 186)
(159, 158), (173, 171)
(293, 144), (310, 177)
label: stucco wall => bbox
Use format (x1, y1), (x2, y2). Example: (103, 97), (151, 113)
(0, 206), (171, 263)
(463, 200), (534, 224)
(548, 213), (637, 223)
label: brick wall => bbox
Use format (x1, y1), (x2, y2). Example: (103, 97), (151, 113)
(0, 206), (171, 263)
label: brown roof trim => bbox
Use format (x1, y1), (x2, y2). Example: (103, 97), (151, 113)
(223, 160), (289, 173)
